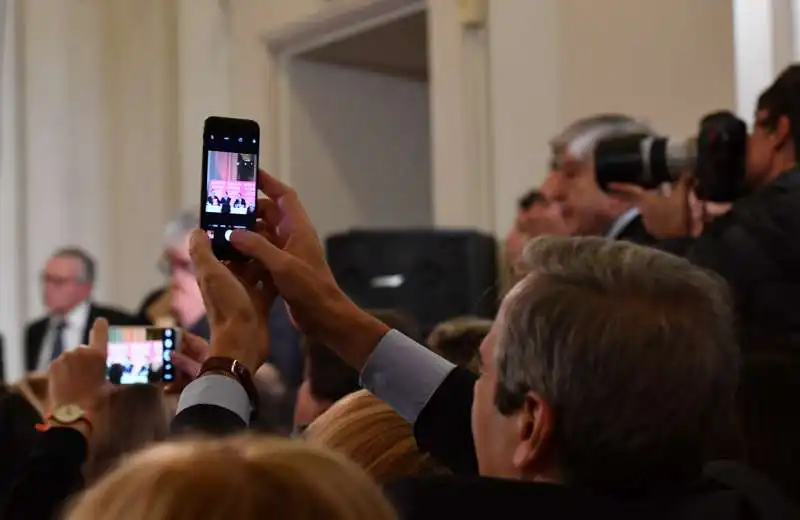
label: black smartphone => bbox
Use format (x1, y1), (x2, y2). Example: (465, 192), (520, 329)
(200, 116), (260, 261)
(106, 326), (179, 385)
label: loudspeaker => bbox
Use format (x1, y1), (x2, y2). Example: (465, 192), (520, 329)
(326, 229), (498, 337)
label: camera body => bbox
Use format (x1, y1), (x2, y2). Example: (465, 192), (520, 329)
(594, 111), (747, 202)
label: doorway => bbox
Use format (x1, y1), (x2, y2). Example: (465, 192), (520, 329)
(265, 1), (431, 240)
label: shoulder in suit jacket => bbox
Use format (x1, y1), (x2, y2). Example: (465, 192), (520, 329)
(615, 214), (658, 246)
(24, 303), (146, 372)
(385, 471), (797, 520)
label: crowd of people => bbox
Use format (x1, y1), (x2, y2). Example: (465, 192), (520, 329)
(1, 63), (800, 520)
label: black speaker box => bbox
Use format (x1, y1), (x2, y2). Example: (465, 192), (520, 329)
(326, 229), (498, 337)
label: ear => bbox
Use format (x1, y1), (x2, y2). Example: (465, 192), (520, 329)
(773, 115), (792, 150)
(511, 391), (556, 471)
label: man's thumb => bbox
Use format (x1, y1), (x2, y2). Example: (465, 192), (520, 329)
(89, 317), (109, 354)
(189, 228), (217, 272)
(230, 230), (286, 270)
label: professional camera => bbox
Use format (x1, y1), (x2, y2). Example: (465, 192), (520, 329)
(594, 111), (748, 202)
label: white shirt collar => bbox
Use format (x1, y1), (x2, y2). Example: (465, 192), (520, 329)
(52, 299), (91, 328)
(605, 207), (640, 239)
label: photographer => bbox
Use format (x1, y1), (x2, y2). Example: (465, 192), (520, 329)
(611, 65), (800, 337)
(541, 114), (660, 245)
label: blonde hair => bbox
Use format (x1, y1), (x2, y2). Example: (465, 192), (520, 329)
(11, 374), (49, 418)
(426, 317), (493, 373)
(67, 436), (396, 520)
(84, 384), (169, 483)
(305, 389), (447, 484)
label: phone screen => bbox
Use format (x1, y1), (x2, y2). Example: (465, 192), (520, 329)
(107, 327), (178, 385)
(201, 116), (260, 260)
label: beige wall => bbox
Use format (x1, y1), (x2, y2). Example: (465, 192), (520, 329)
(0, 0), (783, 380)
(557, 0), (735, 137)
(489, 0), (736, 232)
(288, 60), (432, 238)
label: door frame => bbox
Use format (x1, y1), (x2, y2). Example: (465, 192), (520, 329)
(262, 0), (427, 185)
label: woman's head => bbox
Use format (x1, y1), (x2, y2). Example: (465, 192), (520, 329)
(426, 317), (493, 373)
(84, 384), (169, 482)
(68, 436), (397, 520)
(305, 389), (447, 484)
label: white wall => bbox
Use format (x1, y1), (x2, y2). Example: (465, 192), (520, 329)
(2, 0), (797, 381)
(1, 0), (183, 381)
(287, 60), (432, 238)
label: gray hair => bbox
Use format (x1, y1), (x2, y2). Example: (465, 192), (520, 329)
(163, 210), (199, 247)
(495, 236), (739, 490)
(550, 114), (655, 162)
(52, 247), (96, 284)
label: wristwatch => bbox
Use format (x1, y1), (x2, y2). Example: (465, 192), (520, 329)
(36, 404), (93, 432)
(52, 404), (87, 424)
(199, 357), (260, 414)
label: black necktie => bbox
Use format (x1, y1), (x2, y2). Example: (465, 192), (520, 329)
(51, 320), (67, 362)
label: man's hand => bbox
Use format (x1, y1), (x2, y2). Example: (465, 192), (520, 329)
(189, 229), (275, 375)
(164, 332), (212, 394)
(609, 174), (697, 239)
(230, 170), (389, 370)
(171, 332), (211, 380)
(47, 318), (109, 436)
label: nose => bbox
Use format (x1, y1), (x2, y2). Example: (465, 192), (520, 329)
(540, 171), (565, 202)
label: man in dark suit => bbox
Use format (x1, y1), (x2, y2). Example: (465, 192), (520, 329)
(173, 172), (796, 519)
(541, 114), (659, 245)
(24, 248), (141, 372)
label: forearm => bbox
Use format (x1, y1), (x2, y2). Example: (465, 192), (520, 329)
(322, 298), (391, 371)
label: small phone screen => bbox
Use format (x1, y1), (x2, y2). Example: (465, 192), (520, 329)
(201, 117), (260, 260)
(107, 327), (177, 385)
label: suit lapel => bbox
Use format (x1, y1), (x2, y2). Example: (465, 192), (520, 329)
(27, 321), (48, 371)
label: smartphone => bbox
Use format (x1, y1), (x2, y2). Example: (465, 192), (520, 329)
(200, 116), (260, 261)
(106, 326), (179, 385)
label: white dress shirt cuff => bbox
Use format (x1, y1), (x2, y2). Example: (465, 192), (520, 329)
(176, 374), (251, 425)
(360, 329), (456, 423)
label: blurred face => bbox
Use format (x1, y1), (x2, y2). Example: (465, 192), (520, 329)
(472, 316), (519, 478)
(745, 109), (792, 188)
(42, 256), (92, 315)
(540, 153), (617, 236)
(472, 284), (559, 481)
(166, 235), (205, 328)
(504, 212), (529, 268)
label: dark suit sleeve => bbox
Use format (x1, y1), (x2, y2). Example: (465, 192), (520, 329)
(0, 428), (87, 520)
(24, 320), (47, 373)
(413, 366), (479, 475)
(170, 404), (248, 437)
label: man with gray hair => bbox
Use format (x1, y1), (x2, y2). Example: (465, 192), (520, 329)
(178, 172), (794, 517)
(24, 247), (141, 372)
(542, 114), (658, 243)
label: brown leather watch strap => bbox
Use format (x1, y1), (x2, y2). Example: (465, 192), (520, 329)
(199, 357), (260, 415)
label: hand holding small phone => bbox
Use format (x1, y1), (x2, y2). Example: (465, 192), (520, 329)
(200, 116), (260, 261)
(106, 326), (179, 385)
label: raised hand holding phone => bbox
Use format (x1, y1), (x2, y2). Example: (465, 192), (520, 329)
(200, 116), (260, 261)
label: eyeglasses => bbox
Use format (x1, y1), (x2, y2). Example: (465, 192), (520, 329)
(158, 256), (195, 276)
(40, 274), (79, 287)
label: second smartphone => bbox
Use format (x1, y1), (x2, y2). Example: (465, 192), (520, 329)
(106, 326), (179, 385)
(200, 116), (260, 261)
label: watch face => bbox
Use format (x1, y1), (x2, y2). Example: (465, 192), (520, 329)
(53, 404), (84, 423)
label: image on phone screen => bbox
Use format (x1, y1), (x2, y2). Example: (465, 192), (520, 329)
(106, 326), (178, 385)
(201, 116), (260, 260)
